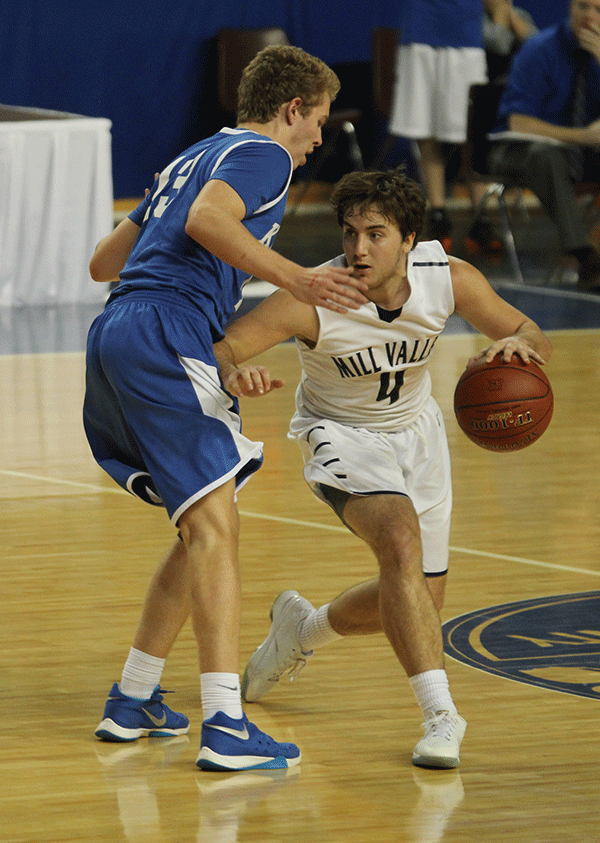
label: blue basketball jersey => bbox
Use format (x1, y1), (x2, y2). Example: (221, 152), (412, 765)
(110, 128), (293, 339)
(399, 0), (483, 48)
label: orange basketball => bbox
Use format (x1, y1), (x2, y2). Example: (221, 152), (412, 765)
(453, 354), (553, 452)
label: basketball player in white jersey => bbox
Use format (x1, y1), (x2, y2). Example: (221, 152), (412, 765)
(214, 168), (552, 768)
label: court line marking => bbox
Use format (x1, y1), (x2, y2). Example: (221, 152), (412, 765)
(0, 468), (125, 494)
(4, 550), (107, 560)
(2, 467), (599, 579)
(238, 510), (600, 578)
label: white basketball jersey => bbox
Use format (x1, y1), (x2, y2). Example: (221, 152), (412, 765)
(293, 240), (454, 431)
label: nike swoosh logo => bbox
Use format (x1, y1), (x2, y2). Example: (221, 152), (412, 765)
(216, 683), (239, 691)
(142, 708), (167, 727)
(206, 723), (250, 740)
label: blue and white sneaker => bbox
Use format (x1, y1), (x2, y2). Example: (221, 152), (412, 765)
(196, 711), (301, 771)
(95, 683), (190, 742)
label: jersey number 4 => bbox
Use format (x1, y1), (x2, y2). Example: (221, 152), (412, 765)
(376, 370), (405, 404)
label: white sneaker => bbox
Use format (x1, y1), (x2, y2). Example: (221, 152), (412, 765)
(241, 591), (314, 702)
(412, 711), (467, 769)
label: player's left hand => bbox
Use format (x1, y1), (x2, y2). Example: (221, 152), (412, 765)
(224, 365), (285, 398)
(469, 336), (547, 367)
(145, 172), (160, 197)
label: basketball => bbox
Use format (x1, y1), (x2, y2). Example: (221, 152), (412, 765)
(453, 354), (553, 452)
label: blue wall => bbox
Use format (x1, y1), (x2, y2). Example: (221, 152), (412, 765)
(1, 0), (569, 198)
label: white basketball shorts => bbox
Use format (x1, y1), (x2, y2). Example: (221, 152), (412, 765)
(388, 43), (487, 143)
(289, 396), (452, 575)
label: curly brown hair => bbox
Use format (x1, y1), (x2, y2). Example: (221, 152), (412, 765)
(237, 45), (340, 124)
(330, 168), (427, 245)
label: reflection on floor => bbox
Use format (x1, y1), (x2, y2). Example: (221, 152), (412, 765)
(2, 203), (600, 355)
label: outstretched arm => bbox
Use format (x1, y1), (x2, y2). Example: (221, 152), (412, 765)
(215, 341), (285, 397)
(187, 179), (368, 313)
(450, 256), (552, 365)
(214, 288), (319, 397)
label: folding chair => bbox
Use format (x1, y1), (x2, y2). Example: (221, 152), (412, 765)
(462, 83), (526, 283)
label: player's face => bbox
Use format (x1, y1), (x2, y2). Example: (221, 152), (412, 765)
(341, 207), (415, 303)
(286, 96), (331, 168)
(570, 0), (600, 41)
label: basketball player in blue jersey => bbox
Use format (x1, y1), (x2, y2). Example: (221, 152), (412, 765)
(214, 168), (552, 769)
(84, 45), (369, 772)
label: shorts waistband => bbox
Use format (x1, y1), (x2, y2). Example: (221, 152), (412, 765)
(106, 288), (205, 315)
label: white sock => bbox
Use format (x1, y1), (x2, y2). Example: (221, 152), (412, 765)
(201, 672), (243, 721)
(409, 669), (457, 719)
(120, 647), (165, 700)
(298, 604), (343, 652)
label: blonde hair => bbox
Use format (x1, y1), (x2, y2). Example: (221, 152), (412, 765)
(237, 45), (340, 123)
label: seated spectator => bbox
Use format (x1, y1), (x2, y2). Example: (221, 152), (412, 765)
(487, 0), (600, 288)
(462, 0), (539, 256)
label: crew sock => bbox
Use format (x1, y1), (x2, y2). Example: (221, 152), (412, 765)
(298, 604), (343, 651)
(409, 669), (457, 719)
(120, 647), (165, 700)
(201, 672), (243, 721)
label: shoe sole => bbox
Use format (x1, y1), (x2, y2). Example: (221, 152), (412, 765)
(411, 714), (466, 769)
(196, 747), (301, 772)
(95, 718), (189, 742)
(411, 752), (461, 769)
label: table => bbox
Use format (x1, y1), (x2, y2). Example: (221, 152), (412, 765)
(0, 104), (113, 306)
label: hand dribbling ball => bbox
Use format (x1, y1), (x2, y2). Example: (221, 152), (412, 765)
(453, 354), (553, 452)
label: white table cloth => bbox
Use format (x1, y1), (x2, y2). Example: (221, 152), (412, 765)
(0, 105), (113, 306)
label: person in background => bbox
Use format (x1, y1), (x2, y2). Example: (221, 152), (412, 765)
(387, 0), (487, 254)
(484, 0), (539, 84)
(487, 0), (600, 289)
(463, 0), (539, 256)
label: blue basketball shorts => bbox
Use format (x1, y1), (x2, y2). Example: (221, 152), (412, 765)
(83, 294), (263, 525)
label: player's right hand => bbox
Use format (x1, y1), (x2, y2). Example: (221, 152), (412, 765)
(288, 265), (369, 312)
(224, 365), (285, 398)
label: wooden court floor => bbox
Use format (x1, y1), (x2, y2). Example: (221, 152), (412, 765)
(2, 329), (600, 843)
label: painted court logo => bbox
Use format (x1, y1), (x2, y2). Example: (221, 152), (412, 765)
(442, 591), (600, 700)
